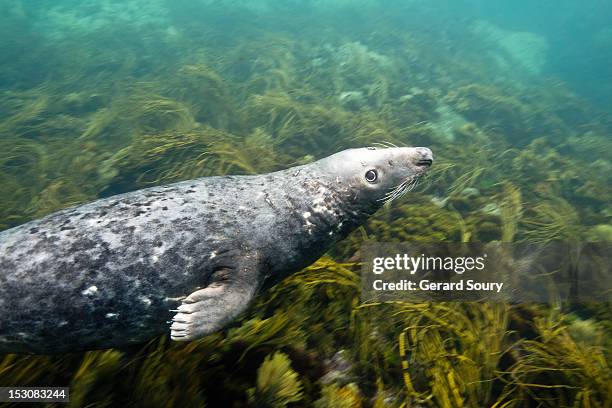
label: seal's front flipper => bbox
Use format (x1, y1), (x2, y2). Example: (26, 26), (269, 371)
(170, 253), (262, 341)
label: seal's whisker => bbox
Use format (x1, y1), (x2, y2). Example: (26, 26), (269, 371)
(403, 178), (419, 195)
(371, 142), (392, 149)
(371, 141), (402, 149)
(383, 141), (399, 148)
(380, 174), (422, 204)
(381, 180), (406, 203)
(380, 181), (403, 201)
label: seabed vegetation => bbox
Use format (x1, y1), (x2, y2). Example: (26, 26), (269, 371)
(0, 0), (610, 406)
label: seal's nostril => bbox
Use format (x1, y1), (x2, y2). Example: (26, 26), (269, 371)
(416, 147), (432, 155)
(414, 147), (433, 163)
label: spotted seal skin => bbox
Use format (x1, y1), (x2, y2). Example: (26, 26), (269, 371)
(0, 146), (432, 354)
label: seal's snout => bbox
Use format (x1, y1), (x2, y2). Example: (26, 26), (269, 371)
(414, 147), (433, 168)
(416, 158), (433, 167)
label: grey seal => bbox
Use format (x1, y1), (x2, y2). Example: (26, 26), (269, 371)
(0, 146), (433, 354)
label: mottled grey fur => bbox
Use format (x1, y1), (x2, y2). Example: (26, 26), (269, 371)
(0, 147), (432, 353)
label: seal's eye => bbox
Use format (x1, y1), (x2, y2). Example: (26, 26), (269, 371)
(365, 169), (378, 183)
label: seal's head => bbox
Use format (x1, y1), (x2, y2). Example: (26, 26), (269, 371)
(319, 146), (433, 209)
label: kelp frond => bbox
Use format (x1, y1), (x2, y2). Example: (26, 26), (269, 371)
(247, 352), (304, 408)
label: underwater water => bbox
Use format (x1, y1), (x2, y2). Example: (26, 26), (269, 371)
(0, 0), (610, 406)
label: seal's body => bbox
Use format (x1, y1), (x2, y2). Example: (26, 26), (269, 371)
(0, 147), (432, 353)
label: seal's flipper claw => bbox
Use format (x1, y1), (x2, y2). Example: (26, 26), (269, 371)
(170, 252), (262, 342)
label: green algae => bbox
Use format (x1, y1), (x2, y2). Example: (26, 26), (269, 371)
(247, 352), (304, 407)
(315, 383), (362, 408)
(496, 312), (611, 407)
(521, 197), (582, 243)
